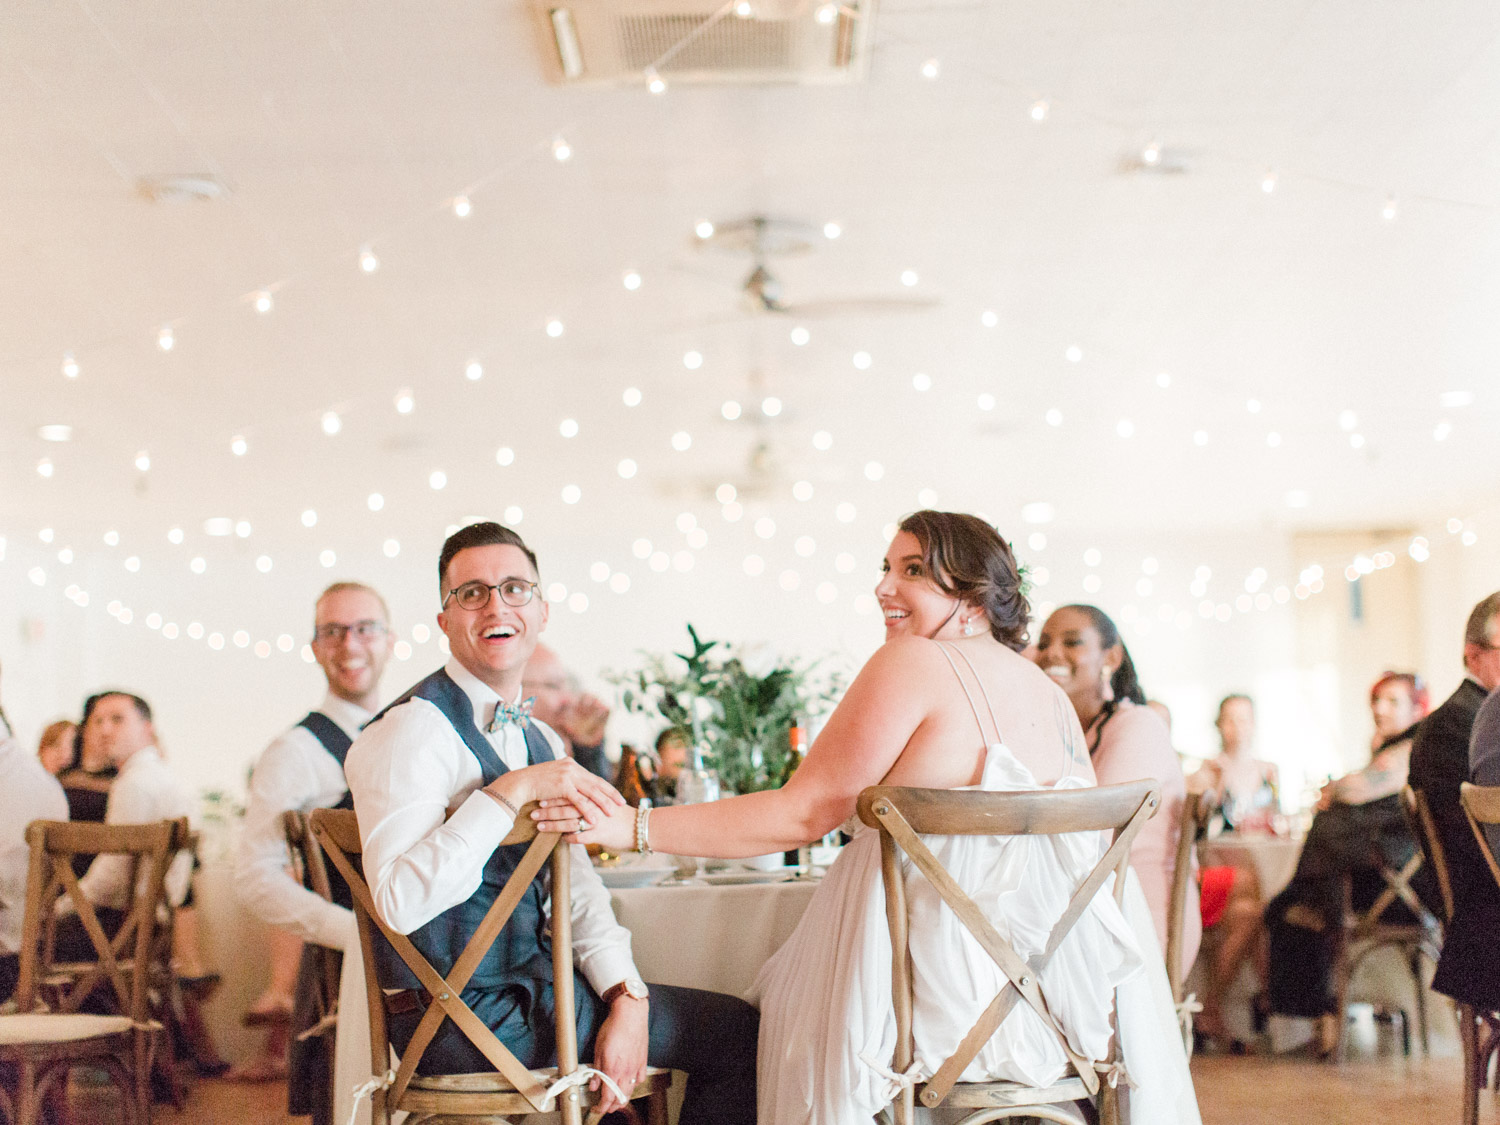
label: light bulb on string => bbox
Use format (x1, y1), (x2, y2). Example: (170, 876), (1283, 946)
(622, 270), (642, 290)
(790, 326), (810, 346)
(545, 318), (564, 338)
(1030, 100), (1049, 122)
(394, 389), (415, 415)
(465, 360), (484, 381)
(157, 326), (175, 351)
(645, 67), (667, 94)
(62, 352), (79, 379)
(254, 290), (274, 314)
(134, 451), (151, 472)
(321, 411), (342, 436)
(358, 246), (379, 273)
(1142, 140), (1162, 166)
(900, 269), (918, 287)
(733, 0), (753, 15)
(823, 222), (841, 239)
(452, 195), (472, 218)
(695, 220), (715, 240)
(920, 59), (940, 80)
(814, 2), (837, 23)
(1260, 170), (1277, 194)
(1381, 195), (1398, 222)
(552, 137), (572, 162)
(36, 457), (53, 478)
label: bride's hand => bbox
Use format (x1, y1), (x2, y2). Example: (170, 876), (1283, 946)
(533, 798), (636, 852)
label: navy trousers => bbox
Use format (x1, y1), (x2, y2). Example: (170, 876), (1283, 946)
(389, 975), (758, 1125)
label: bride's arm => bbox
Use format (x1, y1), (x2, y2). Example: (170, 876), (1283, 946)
(555, 637), (935, 858)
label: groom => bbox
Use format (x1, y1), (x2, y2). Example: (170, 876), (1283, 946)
(344, 521), (757, 1121)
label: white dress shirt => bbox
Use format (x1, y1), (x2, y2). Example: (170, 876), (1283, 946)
(235, 693), (370, 951)
(345, 660), (639, 997)
(0, 734), (70, 954)
(74, 746), (194, 911)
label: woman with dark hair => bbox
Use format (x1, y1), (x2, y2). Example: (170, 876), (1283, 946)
(539, 512), (1199, 1124)
(1033, 604), (1199, 977)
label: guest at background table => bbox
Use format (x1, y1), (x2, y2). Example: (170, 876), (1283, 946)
(1262, 670), (1434, 1055)
(1411, 592), (1500, 1018)
(614, 728), (693, 808)
(37, 719), (79, 776)
(523, 643), (614, 779)
(1034, 603), (1200, 976)
(235, 582), (394, 1111)
(58, 693), (120, 827)
(1470, 677), (1500, 859)
(1191, 695), (1280, 835)
(0, 670), (70, 1004)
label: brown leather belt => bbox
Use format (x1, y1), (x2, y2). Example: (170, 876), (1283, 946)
(382, 988), (433, 1016)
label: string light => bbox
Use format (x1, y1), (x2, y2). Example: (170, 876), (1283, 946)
(722, 400), (742, 420)
(812, 430), (833, 450)
(231, 435), (248, 456)
(734, 0), (753, 16)
(301, 509), (317, 527)
(645, 68), (667, 95)
(912, 373), (931, 391)
(755, 517), (776, 539)
(1030, 99), (1049, 122)
(716, 484), (737, 504)
(1156, 372), (1171, 388)
(623, 270), (642, 290)
(980, 310), (998, 328)
(864, 461), (884, 481)
(814, 2), (837, 23)
(683, 350), (703, 369)
(190, 557), (207, 574)
(1381, 195), (1399, 222)
(1260, 170), (1277, 194)
(1116, 419), (1135, 438)
(694, 220), (715, 239)
(321, 412), (341, 436)
(552, 137), (572, 162)
(157, 326), (174, 351)
(977, 393), (996, 411)
(452, 195), (472, 218)
(256, 555), (273, 572)
(62, 352), (79, 378)
(562, 484), (581, 504)
(760, 397), (782, 417)
(671, 431), (692, 451)
(622, 387), (642, 406)
(429, 469), (447, 489)
(823, 222), (841, 239)
(900, 269), (919, 286)
(465, 360), (483, 381)
(790, 326), (810, 346)
(920, 59), (940, 80)
(496, 446), (515, 466)
(254, 290), (273, 313)
(134, 451), (151, 472)
(1142, 140), (1162, 166)
(394, 389), (415, 414)
(1065, 345), (1082, 363)
(1046, 408), (1063, 426)
(383, 538), (400, 557)
(358, 246), (379, 273)
(367, 493), (384, 511)
(559, 418), (579, 437)
(36, 458), (54, 478)
(103, 531), (119, 546)
(617, 458), (638, 478)
(852, 351), (872, 370)
(545, 318), (564, 337)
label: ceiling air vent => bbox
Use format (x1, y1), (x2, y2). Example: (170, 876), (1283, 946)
(536, 0), (875, 86)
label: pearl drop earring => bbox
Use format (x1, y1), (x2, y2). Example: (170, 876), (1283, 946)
(962, 620), (976, 636)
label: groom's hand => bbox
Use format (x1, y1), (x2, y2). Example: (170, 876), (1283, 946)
(591, 992), (649, 1113)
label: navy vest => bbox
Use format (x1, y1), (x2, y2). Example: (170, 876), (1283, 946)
(297, 711), (356, 908)
(363, 668), (556, 993)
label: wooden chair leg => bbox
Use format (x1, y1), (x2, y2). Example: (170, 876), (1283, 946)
(1461, 1004), (1480, 1125)
(1411, 947), (1430, 1057)
(645, 1085), (670, 1125)
(14, 1058), (38, 1125)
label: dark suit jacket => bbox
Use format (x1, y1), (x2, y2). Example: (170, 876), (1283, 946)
(1409, 677), (1498, 1006)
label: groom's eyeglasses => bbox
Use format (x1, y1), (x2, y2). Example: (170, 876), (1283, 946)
(313, 620), (388, 644)
(444, 578), (539, 611)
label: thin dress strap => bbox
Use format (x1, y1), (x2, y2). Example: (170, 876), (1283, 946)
(947, 643), (1006, 747)
(933, 642), (997, 746)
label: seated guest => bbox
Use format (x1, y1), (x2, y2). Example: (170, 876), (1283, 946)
(53, 692), (194, 960)
(235, 581), (393, 1105)
(1412, 592), (1500, 1017)
(1191, 694), (1280, 834)
(650, 726), (690, 803)
(1262, 670), (1435, 1054)
(1033, 604), (1200, 973)
(346, 522), (757, 1122)
(0, 681), (70, 1002)
(523, 644), (613, 779)
(1471, 680), (1500, 859)
(58, 694), (121, 826)
(37, 719), (79, 776)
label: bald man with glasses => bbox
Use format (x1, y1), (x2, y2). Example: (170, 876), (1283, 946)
(235, 582), (394, 1117)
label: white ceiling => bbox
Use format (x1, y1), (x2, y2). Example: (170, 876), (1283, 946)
(3, 0), (1499, 652)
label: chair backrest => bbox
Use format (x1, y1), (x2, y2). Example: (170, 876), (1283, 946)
(283, 810), (342, 1023)
(857, 779), (1161, 1112)
(1403, 785), (1453, 923)
(1459, 782), (1500, 897)
(17, 817), (183, 1021)
(309, 806), (579, 1121)
(1344, 810), (1435, 937)
(1166, 790), (1209, 1002)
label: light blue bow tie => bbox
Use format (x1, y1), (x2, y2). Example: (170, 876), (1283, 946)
(487, 697), (535, 732)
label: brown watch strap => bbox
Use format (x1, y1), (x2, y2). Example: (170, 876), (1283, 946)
(601, 981), (644, 1004)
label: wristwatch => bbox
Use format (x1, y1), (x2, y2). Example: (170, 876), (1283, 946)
(602, 978), (649, 1004)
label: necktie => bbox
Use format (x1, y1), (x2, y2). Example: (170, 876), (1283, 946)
(487, 697), (535, 732)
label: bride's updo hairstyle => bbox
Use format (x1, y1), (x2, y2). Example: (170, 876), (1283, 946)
(898, 510), (1030, 652)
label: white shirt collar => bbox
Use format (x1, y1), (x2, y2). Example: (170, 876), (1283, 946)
(118, 744), (163, 775)
(444, 659), (527, 730)
(317, 691), (374, 738)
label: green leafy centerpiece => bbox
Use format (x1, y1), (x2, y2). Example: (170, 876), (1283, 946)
(609, 625), (845, 795)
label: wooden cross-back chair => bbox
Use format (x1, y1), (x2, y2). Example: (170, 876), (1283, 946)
(0, 817), (182, 1125)
(308, 807), (670, 1125)
(1456, 782), (1500, 1124)
(857, 778), (1162, 1125)
(1166, 790), (1209, 1053)
(281, 810), (342, 1049)
(1331, 795), (1442, 1060)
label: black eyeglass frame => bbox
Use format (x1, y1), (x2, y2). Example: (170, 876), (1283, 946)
(312, 620), (390, 644)
(442, 578), (540, 611)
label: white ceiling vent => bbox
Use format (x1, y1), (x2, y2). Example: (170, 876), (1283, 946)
(536, 0), (876, 86)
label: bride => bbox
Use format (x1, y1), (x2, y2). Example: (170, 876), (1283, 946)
(539, 511), (1198, 1124)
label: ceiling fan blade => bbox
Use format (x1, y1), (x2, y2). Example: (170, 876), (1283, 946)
(776, 296), (943, 319)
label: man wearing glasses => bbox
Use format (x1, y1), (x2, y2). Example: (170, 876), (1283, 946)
(235, 581), (394, 1116)
(346, 522), (757, 1123)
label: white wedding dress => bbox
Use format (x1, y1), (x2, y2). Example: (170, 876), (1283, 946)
(748, 644), (1201, 1125)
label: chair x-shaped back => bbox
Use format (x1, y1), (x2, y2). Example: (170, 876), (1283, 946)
(858, 779), (1161, 1124)
(311, 806), (588, 1124)
(281, 810), (343, 1046)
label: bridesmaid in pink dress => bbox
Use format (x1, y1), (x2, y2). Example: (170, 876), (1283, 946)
(1033, 605), (1201, 980)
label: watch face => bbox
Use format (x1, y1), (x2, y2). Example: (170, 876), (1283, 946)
(625, 978), (649, 1000)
